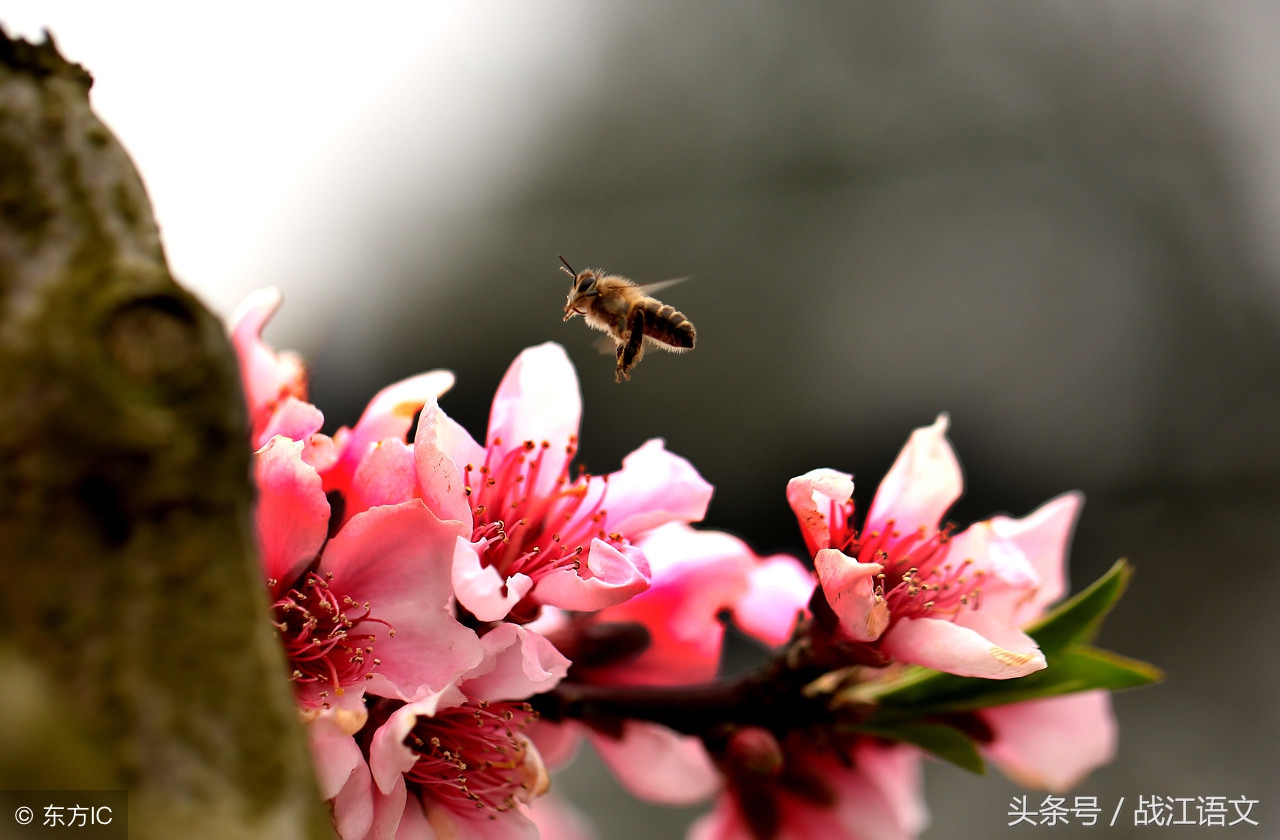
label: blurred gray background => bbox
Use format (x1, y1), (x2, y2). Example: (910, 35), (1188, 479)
(12, 1), (1279, 837)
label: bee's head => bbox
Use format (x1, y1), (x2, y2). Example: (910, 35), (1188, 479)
(560, 255), (598, 320)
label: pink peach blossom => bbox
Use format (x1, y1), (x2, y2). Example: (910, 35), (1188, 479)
(690, 737), (928, 840)
(364, 624), (571, 840)
(569, 523), (756, 687)
(525, 523), (757, 806)
(778, 415), (1079, 679)
(253, 435), (483, 712)
(321, 371), (457, 523)
(732, 416), (1117, 802)
(414, 342), (714, 623)
(229, 288), (313, 449)
(230, 288), (454, 484)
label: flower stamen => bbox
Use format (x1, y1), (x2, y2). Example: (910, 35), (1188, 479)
(830, 503), (980, 623)
(272, 572), (393, 702)
(403, 700), (544, 814)
(461, 436), (630, 615)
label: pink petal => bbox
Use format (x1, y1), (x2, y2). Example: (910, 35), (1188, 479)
(346, 439), (417, 521)
(944, 492), (1082, 628)
(369, 686), (466, 794)
(598, 439), (715, 536)
(785, 468), (855, 556)
(800, 752), (923, 840)
(691, 746), (927, 840)
(527, 792), (598, 840)
(524, 719), (581, 769)
(252, 436), (329, 594)
(851, 741), (930, 839)
(696, 793), (853, 840)
(733, 554), (816, 648)
(425, 805), (538, 840)
(326, 370), (456, 495)
(633, 521), (750, 576)
(390, 794), (433, 840)
(879, 613), (1045, 679)
(460, 623), (571, 702)
(814, 548), (889, 643)
(585, 524), (753, 686)
(304, 432), (340, 473)
(306, 712), (367, 799)
(945, 519), (1038, 627)
(333, 763), (377, 840)
(306, 716), (375, 840)
(992, 492), (1082, 626)
(413, 397), (483, 527)
(229, 287), (283, 347)
(451, 539), (535, 622)
(320, 502), (483, 700)
(778, 750), (924, 840)
(521, 605), (570, 637)
(982, 690), (1117, 791)
(229, 286), (278, 336)
(369, 774), (408, 840)
(255, 395), (325, 449)
(533, 539), (651, 612)
(486, 343), (581, 500)
(588, 722), (720, 805)
(687, 796), (751, 840)
(866, 414), (963, 536)
(354, 370), (457, 450)
(428, 398), (487, 470)
(229, 288), (308, 433)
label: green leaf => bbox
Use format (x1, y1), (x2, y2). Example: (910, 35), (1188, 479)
(848, 646), (1163, 718)
(849, 722), (986, 774)
(1025, 559), (1132, 654)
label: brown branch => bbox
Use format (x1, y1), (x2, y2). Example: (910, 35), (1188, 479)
(529, 640), (859, 748)
(0, 30), (332, 839)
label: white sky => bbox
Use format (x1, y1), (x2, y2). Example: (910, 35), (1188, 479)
(2, 2), (611, 348)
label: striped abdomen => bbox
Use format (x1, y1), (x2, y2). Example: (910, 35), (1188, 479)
(637, 298), (696, 350)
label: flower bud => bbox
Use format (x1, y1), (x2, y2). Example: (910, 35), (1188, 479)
(725, 726), (784, 778)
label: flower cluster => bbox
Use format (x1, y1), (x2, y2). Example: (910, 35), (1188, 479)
(231, 290), (1151, 840)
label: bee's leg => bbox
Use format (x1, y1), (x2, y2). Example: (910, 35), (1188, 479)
(614, 343), (628, 382)
(617, 308), (646, 382)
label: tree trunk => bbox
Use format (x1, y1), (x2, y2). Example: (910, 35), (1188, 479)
(0, 30), (332, 840)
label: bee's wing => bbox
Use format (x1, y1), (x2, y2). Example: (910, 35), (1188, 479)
(595, 333), (619, 354)
(637, 276), (693, 295)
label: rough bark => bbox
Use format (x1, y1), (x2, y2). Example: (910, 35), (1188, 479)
(0, 30), (332, 839)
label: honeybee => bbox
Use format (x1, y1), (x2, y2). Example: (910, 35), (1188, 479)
(560, 255), (696, 382)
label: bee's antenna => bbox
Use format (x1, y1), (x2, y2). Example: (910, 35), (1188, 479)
(558, 254), (577, 279)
